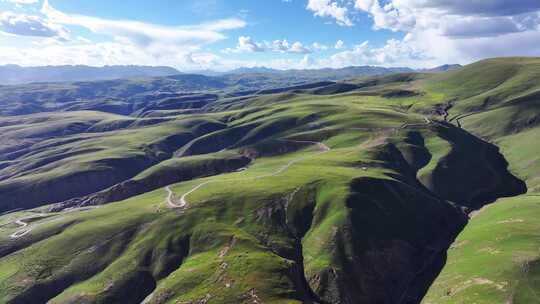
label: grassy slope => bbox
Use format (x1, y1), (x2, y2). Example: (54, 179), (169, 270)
(424, 195), (540, 304)
(0, 136), (461, 303)
(0, 58), (537, 303)
(0, 111), (226, 211)
(0, 82), (496, 303)
(421, 58), (540, 303)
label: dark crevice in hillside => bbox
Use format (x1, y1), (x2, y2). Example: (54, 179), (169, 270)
(427, 122), (527, 209)
(55, 231), (192, 303)
(151, 235), (191, 281)
(284, 186), (324, 304)
(393, 122), (528, 302)
(381, 89), (420, 98)
(254, 186), (323, 303)
(298, 121), (526, 304)
(93, 236), (191, 304)
(103, 271), (157, 304)
(378, 134), (470, 303)
(305, 175), (468, 304)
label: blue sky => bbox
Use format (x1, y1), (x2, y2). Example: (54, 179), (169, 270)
(1, 0), (540, 71)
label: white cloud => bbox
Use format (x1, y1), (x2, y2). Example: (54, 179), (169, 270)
(355, 0), (540, 35)
(224, 37), (315, 54)
(0, 41), (234, 70)
(321, 37), (429, 68)
(289, 41), (311, 53)
(354, 0), (373, 12)
(307, 0), (353, 26)
(235, 36), (265, 52)
(3, 0), (540, 71)
(354, 0), (416, 32)
(0, 0), (249, 71)
(0, 11), (69, 40)
(41, 0), (245, 49)
(348, 0), (540, 66)
(311, 42), (328, 51)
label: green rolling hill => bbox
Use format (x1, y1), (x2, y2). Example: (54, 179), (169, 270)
(0, 57), (537, 303)
(420, 58), (540, 304)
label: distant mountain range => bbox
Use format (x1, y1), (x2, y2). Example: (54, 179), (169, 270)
(225, 64), (462, 77)
(0, 64), (462, 85)
(417, 64), (463, 73)
(224, 66), (416, 81)
(0, 65), (180, 85)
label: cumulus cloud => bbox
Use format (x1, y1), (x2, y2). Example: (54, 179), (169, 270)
(311, 42), (328, 51)
(288, 41), (312, 53)
(335, 39), (345, 49)
(233, 36), (265, 52)
(354, 0), (416, 31)
(322, 37), (429, 68)
(224, 36), (315, 54)
(354, 0), (540, 36)
(344, 0), (540, 67)
(307, 0), (353, 26)
(0, 11), (69, 40)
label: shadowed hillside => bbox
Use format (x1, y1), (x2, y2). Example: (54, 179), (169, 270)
(0, 57), (537, 304)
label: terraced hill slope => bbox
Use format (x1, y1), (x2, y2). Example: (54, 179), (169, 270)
(0, 57), (538, 303)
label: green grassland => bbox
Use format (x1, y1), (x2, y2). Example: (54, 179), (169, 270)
(0, 57), (538, 303)
(419, 58), (540, 303)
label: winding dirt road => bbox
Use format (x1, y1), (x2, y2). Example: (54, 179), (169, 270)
(9, 213), (45, 239)
(165, 181), (212, 208)
(8, 207), (99, 240)
(166, 140), (331, 209)
(164, 117), (433, 210)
